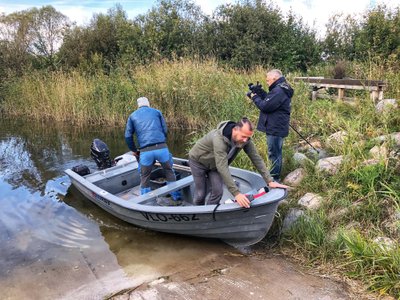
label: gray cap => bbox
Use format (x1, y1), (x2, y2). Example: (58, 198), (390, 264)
(137, 97), (150, 107)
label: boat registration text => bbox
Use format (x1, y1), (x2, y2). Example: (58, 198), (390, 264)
(141, 212), (200, 222)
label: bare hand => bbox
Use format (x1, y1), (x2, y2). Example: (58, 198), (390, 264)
(268, 181), (290, 189)
(235, 193), (250, 208)
(133, 151), (140, 160)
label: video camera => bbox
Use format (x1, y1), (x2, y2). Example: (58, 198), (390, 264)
(246, 81), (266, 99)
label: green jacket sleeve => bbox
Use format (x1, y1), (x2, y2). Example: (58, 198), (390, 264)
(213, 135), (241, 197)
(244, 141), (273, 184)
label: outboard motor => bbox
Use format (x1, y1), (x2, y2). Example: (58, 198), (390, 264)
(90, 138), (113, 169)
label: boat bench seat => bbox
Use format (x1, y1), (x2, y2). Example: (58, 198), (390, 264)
(129, 175), (194, 204)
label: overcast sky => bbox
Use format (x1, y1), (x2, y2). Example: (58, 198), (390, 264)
(1, 0), (400, 37)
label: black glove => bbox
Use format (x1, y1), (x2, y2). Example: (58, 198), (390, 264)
(247, 82), (267, 99)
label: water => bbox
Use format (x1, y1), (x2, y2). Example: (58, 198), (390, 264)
(0, 117), (226, 299)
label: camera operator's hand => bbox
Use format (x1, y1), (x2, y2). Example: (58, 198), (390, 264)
(246, 92), (256, 100)
(247, 81), (268, 100)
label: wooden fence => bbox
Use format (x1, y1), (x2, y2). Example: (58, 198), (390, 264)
(294, 77), (387, 102)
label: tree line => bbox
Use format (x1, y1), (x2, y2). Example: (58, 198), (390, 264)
(1, 0), (399, 80)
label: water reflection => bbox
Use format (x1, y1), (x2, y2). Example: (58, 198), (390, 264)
(0, 116), (189, 182)
(0, 116), (192, 245)
(0, 136), (42, 189)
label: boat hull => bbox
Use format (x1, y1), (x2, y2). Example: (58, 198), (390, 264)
(65, 156), (287, 247)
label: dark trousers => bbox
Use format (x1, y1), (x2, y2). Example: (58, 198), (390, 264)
(189, 159), (223, 205)
(267, 134), (284, 181)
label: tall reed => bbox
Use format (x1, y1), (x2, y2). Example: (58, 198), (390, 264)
(1, 59), (265, 128)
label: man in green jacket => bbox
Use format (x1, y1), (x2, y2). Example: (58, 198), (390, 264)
(189, 117), (288, 208)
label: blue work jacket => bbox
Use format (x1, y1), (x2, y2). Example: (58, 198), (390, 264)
(124, 106), (168, 151)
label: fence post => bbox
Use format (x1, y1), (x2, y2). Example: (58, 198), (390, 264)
(338, 88), (344, 100)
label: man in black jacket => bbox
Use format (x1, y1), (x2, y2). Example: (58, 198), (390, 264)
(250, 69), (294, 182)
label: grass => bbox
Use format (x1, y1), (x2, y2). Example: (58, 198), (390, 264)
(1, 58), (400, 298)
(337, 230), (400, 296)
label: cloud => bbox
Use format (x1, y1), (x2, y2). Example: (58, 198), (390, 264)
(194, 0), (232, 15)
(1, 0), (399, 32)
(59, 6), (97, 25)
(273, 0), (400, 37)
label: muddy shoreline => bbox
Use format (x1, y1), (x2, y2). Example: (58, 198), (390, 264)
(106, 247), (355, 300)
(1, 212), (385, 300)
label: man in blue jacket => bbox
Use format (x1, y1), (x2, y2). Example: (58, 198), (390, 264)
(125, 97), (181, 205)
(250, 69), (294, 182)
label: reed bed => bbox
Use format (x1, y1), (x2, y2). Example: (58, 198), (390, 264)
(1, 59), (263, 127)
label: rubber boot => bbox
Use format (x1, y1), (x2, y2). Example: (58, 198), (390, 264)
(167, 181), (182, 201)
(140, 187), (151, 195)
(170, 190), (182, 201)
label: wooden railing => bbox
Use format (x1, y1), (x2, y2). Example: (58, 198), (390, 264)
(294, 77), (387, 102)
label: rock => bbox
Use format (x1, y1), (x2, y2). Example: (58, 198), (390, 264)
(389, 149), (400, 159)
(327, 131), (363, 149)
(311, 148), (328, 159)
(373, 236), (396, 250)
(345, 222), (360, 231)
(362, 158), (380, 166)
(328, 202), (361, 221)
(352, 140), (366, 149)
(369, 144), (388, 160)
(395, 160), (400, 175)
(297, 140), (322, 152)
(298, 193), (323, 210)
(283, 168), (306, 186)
(328, 207), (349, 221)
(395, 211), (400, 221)
(293, 152), (314, 166)
(315, 155), (343, 175)
(278, 199), (289, 207)
(282, 208), (305, 232)
(375, 132), (400, 148)
(391, 132), (400, 147)
(326, 131), (348, 147)
(149, 277), (167, 286)
(375, 99), (398, 113)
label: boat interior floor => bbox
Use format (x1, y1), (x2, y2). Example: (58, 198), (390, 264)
(117, 186), (141, 200)
(116, 185), (194, 206)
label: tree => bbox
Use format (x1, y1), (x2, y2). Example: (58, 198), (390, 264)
(59, 4), (131, 71)
(275, 11), (321, 71)
(0, 6), (70, 74)
(209, 0), (283, 68)
(58, 26), (90, 68)
(132, 0), (205, 61)
(324, 13), (360, 60)
(355, 5), (400, 60)
(30, 6), (69, 69)
(205, 0), (320, 70)
(323, 5), (400, 62)
(0, 10), (35, 76)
